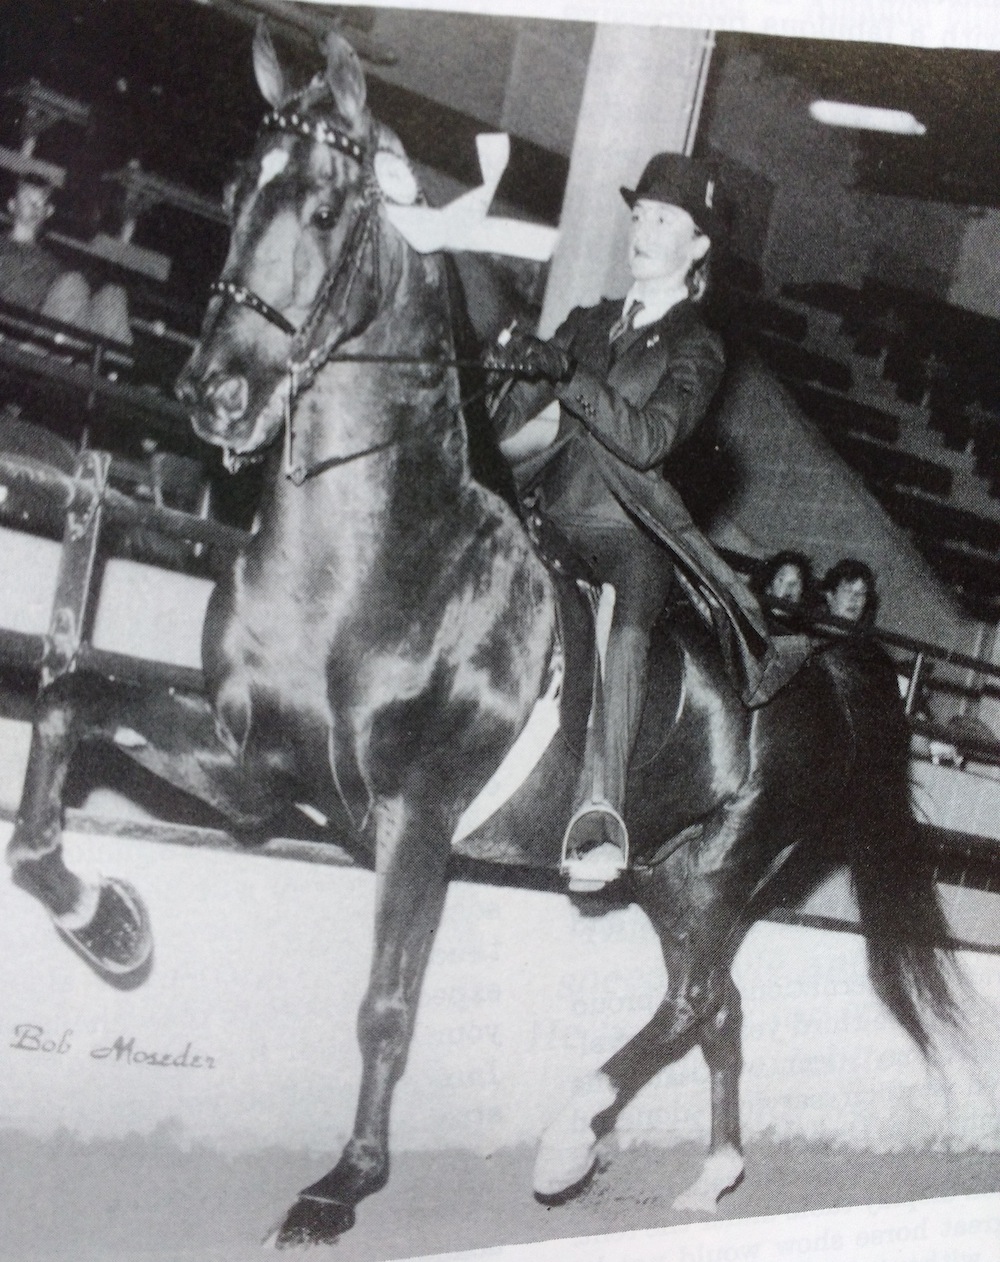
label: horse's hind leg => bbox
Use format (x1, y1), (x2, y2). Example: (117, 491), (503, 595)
(533, 930), (705, 1201)
(533, 931), (744, 1213)
(672, 975), (744, 1213)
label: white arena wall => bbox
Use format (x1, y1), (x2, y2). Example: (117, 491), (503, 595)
(2, 825), (999, 1159)
(0, 525), (998, 1159)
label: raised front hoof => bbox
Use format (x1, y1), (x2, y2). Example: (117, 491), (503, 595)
(266, 1197), (355, 1249)
(54, 878), (153, 990)
(533, 1157), (597, 1206)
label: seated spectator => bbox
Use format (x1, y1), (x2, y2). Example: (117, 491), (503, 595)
(0, 175), (64, 312)
(752, 550), (812, 628)
(819, 558), (877, 627)
(1, 175), (131, 346)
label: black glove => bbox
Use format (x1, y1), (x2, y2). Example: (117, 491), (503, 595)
(482, 332), (575, 383)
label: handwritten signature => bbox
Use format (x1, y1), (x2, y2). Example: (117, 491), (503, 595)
(10, 1023), (216, 1069)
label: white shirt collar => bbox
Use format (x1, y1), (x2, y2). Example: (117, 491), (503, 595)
(623, 283), (688, 329)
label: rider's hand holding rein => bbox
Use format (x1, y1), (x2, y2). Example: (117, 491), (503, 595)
(482, 331), (576, 384)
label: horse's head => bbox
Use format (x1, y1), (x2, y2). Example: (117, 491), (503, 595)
(177, 22), (417, 470)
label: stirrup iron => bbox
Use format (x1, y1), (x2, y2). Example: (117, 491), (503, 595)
(561, 801), (629, 893)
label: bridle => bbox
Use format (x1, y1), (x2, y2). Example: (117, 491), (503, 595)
(208, 103), (498, 484)
(209, 104), (404, 484)
(211, 280), (297, 338)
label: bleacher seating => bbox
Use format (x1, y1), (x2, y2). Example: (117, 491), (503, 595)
(746, 298), (808, 343)
(828, 432), (952, 497)
(879, 487), (1000, 552)
(781, 280), (861, 319)
(788, 381), (900, 443)
(730, 265), (1000, 616)
(0, 75), (239, 572)
(918, 539), (1000, 601)
(755, 332), (854, 392)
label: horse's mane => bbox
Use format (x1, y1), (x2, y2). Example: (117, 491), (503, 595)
(442, 254), (520, 508)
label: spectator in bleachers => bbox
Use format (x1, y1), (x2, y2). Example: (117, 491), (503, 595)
(1, 175), (131, 346)
(747, 552), (813, 631)
(819, 558), (877, 627)
(0, 175), (64, 312)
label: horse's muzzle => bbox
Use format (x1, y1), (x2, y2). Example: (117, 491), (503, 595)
(176, 371), (251, 443)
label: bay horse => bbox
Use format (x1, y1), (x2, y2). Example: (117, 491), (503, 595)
(8, 24), (959, 1248)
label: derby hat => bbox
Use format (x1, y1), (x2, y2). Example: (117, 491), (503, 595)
(620, 153), (722, 238)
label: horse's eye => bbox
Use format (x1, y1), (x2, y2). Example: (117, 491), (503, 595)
(312, 205), (337, 231)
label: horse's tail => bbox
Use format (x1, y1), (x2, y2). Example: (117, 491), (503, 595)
(826, 641), (960, 1056)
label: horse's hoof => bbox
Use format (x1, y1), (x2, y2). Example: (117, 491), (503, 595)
(672, 1145), (744, 1215)
(534, 1157), (597, 1206)
(54, 878), (153, 990)
(533, 1071), (615, 1202)
(266, 1196), (355, 1248)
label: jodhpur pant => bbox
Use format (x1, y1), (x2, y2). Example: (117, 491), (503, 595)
(557, 520), (674, 813)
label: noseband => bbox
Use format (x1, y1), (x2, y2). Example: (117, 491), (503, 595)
(209, 280), (297, 336)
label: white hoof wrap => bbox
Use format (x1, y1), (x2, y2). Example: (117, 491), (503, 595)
(51, 882), (101, 931)
(673, 1144), (744, 1214)
(533, 1072), (616, 1199)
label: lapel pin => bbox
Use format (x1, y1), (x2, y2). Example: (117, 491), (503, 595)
(646, 333), (660, 348)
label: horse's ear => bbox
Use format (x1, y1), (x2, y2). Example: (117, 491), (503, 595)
(253, 19), (288, 108)
(323, 30), (367, 125)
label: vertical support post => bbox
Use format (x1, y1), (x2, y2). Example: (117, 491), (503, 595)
(904, 651), (925, 719)
(41, 449), (109, 689)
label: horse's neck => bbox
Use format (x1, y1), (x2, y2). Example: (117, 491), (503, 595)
(257, 251), (470, 579)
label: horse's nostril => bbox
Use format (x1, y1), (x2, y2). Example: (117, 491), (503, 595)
(211, 376), (250, 420)
(210, 373), (247, 413)
(175, 370), (249, 428)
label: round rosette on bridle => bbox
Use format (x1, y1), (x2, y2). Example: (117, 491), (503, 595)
(374, 150), (419, 206)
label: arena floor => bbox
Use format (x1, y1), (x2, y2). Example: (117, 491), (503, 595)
(1, 1131), (998, 1261)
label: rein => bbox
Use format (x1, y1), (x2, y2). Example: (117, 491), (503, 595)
(280, 370), (498, 485)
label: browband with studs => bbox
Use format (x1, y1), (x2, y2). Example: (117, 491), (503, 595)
(261, 108), (365, 163)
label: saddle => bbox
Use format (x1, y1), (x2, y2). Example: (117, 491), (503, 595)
(450, 519), (685, 871)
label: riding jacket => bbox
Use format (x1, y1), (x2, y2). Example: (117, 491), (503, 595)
(495, 297), (785, 706)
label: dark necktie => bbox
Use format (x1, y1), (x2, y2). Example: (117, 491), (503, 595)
(608, 299), (644, 344)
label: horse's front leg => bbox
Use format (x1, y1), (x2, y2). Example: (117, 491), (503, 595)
(272, 793), (451, 1248)
(8, 673), (284, 989)
(7, 677), (153, 990)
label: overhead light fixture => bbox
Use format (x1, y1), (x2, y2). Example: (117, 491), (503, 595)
(809, 101), (927, 135)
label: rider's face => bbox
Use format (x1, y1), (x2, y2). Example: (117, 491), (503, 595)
(627, 200), (709, 286)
